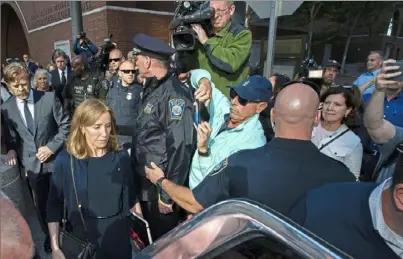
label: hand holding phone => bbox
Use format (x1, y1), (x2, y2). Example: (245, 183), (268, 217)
(385, 60), (403, 82)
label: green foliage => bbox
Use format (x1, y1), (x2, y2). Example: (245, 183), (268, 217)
(324, 1), (397, 37)
(288, 1), (325, 26)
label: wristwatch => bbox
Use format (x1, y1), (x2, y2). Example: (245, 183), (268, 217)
(198, 148), (210, 157)
(156, 177), (166, 189)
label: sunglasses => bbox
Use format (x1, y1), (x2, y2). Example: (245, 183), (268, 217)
(230, 89), (262, 106)
(109, 58), (121, 62)
(282, 80), (321, 96)
(331, 84), (353, 89)
(120, 70), (136, 74)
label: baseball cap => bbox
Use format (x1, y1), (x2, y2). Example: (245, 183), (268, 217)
(323, 59), (341, 69)
(229, 75), (272, 102)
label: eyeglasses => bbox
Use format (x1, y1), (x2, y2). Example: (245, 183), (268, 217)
(109, 58), (121, 62)
(120, 69), (136, 74)
(214, 7), (230, 16)
(282, 80), (321, 96)
(230, 89), (261, 106)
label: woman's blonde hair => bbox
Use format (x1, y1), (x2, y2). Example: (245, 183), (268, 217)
(66, 99), (119, 159)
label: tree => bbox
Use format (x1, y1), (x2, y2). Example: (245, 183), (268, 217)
(325, 2), (397, 75)
(287, 2), (325, 58)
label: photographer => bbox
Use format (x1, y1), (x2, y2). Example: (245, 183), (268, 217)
(72, 32), (99, 66)
(188, 1), (252, 97)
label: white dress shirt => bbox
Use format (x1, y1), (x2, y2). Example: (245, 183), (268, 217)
(58, 68), (68, 83)
(311, 123), (363, 179)
(16, 89), (35, 127)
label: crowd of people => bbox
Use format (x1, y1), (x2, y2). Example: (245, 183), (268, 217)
(1, 1), (403, 259)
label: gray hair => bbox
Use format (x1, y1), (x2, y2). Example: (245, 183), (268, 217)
(32, 69), (52, 89)
(0, 191), (34, 259)
(52, 49), (68, 62)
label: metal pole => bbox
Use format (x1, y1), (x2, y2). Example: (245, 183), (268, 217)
(70, 1), (84, 38)
(264, 0), (282, 78)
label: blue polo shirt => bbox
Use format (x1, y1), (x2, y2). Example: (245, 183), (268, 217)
(353, 69), (381, 95)
(188, 69), (266, 189)
(363, 91), (403, 128)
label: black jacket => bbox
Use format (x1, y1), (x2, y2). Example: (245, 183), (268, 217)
(131, 72), (196, 204)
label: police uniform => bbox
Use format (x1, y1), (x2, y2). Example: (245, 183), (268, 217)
(192, 138), (356, 216)
(106, 80), (142, 148)
(130, 34), (196, 239)
(62, 72), (104, 114)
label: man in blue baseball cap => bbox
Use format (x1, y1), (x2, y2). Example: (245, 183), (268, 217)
(145, 69), (269, 197)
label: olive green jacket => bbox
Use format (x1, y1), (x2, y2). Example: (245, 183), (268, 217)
(191, 21), (252, 97)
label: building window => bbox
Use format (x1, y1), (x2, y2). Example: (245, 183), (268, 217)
(386, 11), (400, 37)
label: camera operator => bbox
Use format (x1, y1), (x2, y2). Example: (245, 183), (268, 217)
(320, 59), (341, 96)
(72, 31), (99, 67)
(188, 1), (252, 97)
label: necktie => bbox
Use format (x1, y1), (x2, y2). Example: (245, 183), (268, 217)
(61, 71), (67, 85)
(24, 100), (34, 134)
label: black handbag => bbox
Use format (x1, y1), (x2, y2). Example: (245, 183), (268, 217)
(59, 155), (96, 259)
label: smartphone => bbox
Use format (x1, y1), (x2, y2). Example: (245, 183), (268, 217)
(129, 212), (153, 247)
(194, 101), (201, 125)
(386, 60), (403, 82)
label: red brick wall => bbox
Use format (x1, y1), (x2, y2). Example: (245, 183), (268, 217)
(1, 3), (29, 63)
(28, 11), (108, 66)
(105, 10), (172, 57)
(1, 1), (174, 66)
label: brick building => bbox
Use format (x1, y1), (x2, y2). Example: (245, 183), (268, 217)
(1, 1), (177, 66)
(1, 1), (402, 77)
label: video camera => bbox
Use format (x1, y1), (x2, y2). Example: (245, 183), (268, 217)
(169, 1), (215, 51)
(297, 57), (324, 88)
(92, 34), (115, 73)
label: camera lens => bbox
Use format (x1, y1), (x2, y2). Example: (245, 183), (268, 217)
(178, 34), (194, 48)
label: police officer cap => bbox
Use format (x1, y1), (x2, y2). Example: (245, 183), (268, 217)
(133, 33), (175, 61)
(323, 59), (341, 69)
(229, 75), (272, 102)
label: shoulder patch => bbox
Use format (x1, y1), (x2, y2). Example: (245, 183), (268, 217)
(209, 158), (229, 177)
(169, 99), (185, 120)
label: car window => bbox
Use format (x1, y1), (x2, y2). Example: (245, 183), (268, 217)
(211, 236), (304, 259)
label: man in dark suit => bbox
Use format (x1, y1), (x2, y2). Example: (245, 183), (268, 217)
(22, 54), (38, 76)
(50, 50), (72, 105)
(2, 62), (70, 253)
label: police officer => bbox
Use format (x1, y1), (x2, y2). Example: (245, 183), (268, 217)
(145, 82), (355, 216)
(131, 33), (196, 239)
(62, 55), (107, 114)
(106, 60), (142, 150)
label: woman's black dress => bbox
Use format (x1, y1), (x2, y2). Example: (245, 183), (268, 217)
(70, 152), (132, 259)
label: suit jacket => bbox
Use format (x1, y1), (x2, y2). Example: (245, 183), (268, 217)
(1, 89), (71, 173)
(51, 68), (72, 104)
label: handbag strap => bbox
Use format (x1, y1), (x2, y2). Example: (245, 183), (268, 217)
(319, 128), (350, 151)
(70, 155), (90, 242)
(62, 198), (67, 230)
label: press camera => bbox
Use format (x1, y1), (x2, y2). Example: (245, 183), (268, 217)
(169, 1), (215, 51)
(297, 57), (324, 88)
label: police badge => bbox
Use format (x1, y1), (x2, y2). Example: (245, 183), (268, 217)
(169, 99), (185, 120)
(144, 103), (153, 114)
(101, 79), (109, 90)
(87, 85), (93, 94)
(126, 92), (132, 100)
